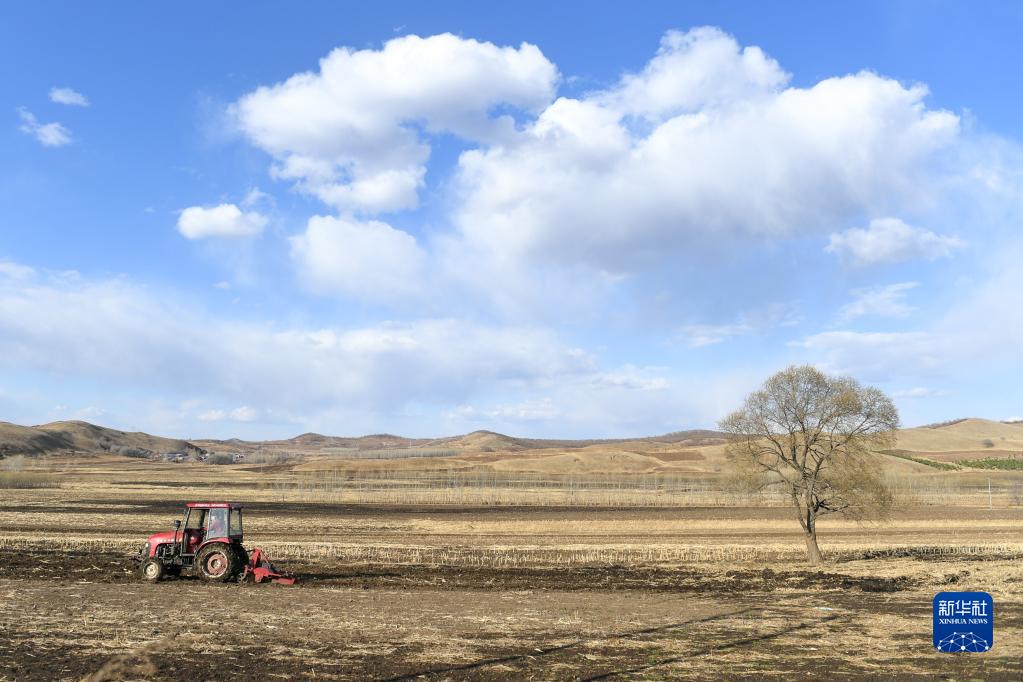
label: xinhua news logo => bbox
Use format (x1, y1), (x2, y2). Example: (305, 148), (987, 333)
(933, 591), (994, 653)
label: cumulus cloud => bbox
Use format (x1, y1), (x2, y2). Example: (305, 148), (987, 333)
(233, 33), (558, 213)
(17, 108), (72, 147)
(227, 28), (978, 312)
(839, 282), (918, 320)
(453, 28), (960, 273)
(597, 27), (789, 118)
(49, 87), (89, 107)
(290, 215), (427, 302)
(826, 217), (964, 266)
(177, 204), (267, 239)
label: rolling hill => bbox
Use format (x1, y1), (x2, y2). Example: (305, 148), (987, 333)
(0, 420), (205, 457)
(3, 418), (1022, 474)
(192, 428), (731, 456)
(895, 418), (1023, 460)
(898, 417), (1023, 450)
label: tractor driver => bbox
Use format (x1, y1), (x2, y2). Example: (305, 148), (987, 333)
(207, 509), (227, 538)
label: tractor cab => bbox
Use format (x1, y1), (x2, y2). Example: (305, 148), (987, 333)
(178, 502), (243, 556)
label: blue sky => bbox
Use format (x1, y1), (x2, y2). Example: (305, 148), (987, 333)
(2, 2), (1022, 439)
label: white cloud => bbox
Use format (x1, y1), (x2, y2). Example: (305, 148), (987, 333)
(49, 87), (89, 107)
(678, 303), (799, 347)
(290, 215), (427, 302)
(0, 260), (793, 437)
(679, 322), (752, 348)
(797, 330), (943, 380)
(48, 404), (107, 422)
(201, 406), (258, 422)
(227, 29), (978, 315)
(597, 27), (789, 118)
(0, 260), (35, 279)
(231, 406), (258, 422)
(840, 282), (918, 320)
(240, 187), (272, 209)
(443, 364), (761, 437)
(453, 28), (960, 273)
(177, 204), (267, 239)
(799, 249), (1023, 382)
(826, 217), (964, 266)
(590, 366), (670, 391)
(17, 108), (72, 147)
(450, 398), (562, 423)
(0, 267), (592, 416)
(0, 262), (743, 437)
(233, 33), (558, 213)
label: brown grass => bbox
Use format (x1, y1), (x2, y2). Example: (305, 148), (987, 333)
(0, 471), (61, 488)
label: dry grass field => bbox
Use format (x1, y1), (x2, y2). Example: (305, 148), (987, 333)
(1, 420), (1022, 680)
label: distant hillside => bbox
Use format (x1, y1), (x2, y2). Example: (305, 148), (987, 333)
(431, 429), (729, 452)
(431, 431), (531, 451)
(9, 416), (1022, 466)
(0, 422), (75, 456)
(193, 428), (731, 456)
(195, 432), (436, 454)
(896, 418), (1023, 459)
(0, 420), (205, 458)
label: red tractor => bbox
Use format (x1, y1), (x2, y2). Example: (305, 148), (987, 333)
(136, 502), (294, 584)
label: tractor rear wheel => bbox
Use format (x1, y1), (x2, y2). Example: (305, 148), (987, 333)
(196, 542), (240, 582)
(141, 557), (165, 582)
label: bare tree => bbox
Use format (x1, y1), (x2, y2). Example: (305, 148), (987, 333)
(720, 365), (899, 564)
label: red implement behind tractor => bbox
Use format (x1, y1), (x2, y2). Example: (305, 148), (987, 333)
(242, 547), (296, 585)
(135, 502), (295, 585)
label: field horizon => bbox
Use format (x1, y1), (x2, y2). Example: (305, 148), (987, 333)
(4, 413), (1023, 457)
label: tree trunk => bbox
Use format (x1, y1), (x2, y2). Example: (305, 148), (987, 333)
(792, 496), (824, 565)
(804, 528), (823, 565)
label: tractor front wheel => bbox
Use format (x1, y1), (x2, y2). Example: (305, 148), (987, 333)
(196, 543), (240, 582)
(141, 557), (165, 582)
